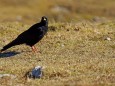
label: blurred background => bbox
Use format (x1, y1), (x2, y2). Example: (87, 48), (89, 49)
(0, 0), (115, 24)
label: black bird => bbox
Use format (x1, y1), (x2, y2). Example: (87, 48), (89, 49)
(0, 16), (48, 53)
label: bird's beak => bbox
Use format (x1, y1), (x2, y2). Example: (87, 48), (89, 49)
(44, 18), (46, 21)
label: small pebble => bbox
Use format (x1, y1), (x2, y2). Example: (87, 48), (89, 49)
(106, 37), (111, 41)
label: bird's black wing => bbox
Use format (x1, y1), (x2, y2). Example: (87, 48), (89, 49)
(16, 23), (47, 46)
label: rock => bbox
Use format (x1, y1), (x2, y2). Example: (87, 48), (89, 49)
(92, 16), (108, 23)
(26, 66), (43, 79)
(106, 37), (111, 41)
(51, 5), (69, 13)
(0, 74), (17, 86)
(61, 44), (65, 47)
(104, 37), (111, 41)
(0, 74), (16, 79)
(16, 15), (22, 21)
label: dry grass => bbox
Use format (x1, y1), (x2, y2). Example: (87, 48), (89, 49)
(0, 0), (115, 23)
(0, 20), (115, 86)
(0, 0), (115, 86)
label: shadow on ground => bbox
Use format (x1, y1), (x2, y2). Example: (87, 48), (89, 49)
(0, 51), (20, 58)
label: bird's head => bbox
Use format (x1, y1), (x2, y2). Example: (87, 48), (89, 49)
(41, 16), (48, 26)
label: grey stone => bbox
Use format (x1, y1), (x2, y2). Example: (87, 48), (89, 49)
(27, 66), (43, 79)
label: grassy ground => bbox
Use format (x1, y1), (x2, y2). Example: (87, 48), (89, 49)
(0, 20), (115, 86)
(0, 0), (115, 86)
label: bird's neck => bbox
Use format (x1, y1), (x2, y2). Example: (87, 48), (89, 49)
(40, 21), (48, 26)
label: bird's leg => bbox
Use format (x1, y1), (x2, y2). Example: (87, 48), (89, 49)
(31, 46), (37, 53)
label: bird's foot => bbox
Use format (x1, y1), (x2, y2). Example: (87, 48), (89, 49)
(31, 46), (38, 53)
(0, 50), (2, 53)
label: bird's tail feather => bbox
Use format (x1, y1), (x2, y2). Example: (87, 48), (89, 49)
(0, 39), (19, 52)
